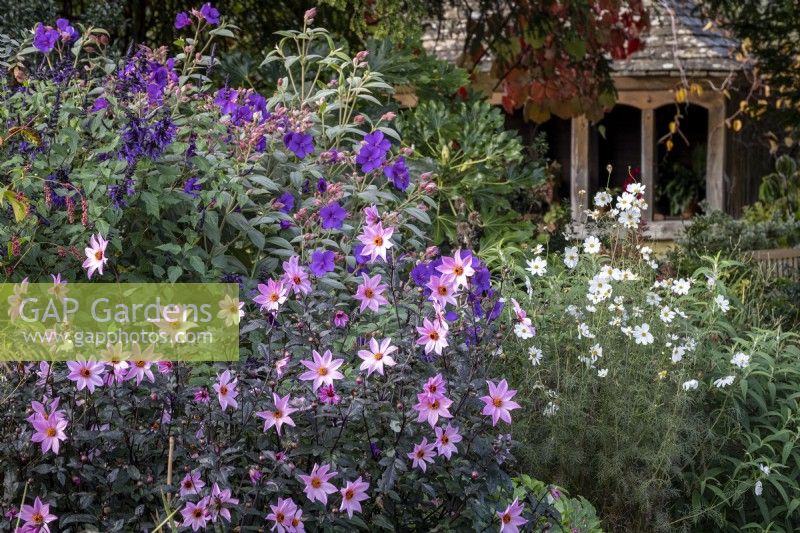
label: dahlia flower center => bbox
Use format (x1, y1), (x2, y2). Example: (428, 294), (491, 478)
(373, 236), (383, 246)
(311, 478), (321, 488)
(364, 288), (374, 298)
(416, 450), (425, 458)
(80, 368), (91, 378)
(437, 286), (448, 296)
(441, 435), (449, 444)
(345, 489), (353, 500)
(270, 293), (279, 302)
(135, 360), (145, 368)
(94, 250), (103, 261)
(502, 514), (511, 524)
(276, 512), (285, 522)
(318, 367), (328, 376)
(454, 266), (463, 276)
(193, 509), (203, 518)
(274, 410), (283, 418)
(219, 385), (228, 395)
(492, 397), (503, 408)
(373, 352), (383, 360)
(32, 513), (43, 525)
(429, 331), (439, 341)
(46, 427), (57, 437)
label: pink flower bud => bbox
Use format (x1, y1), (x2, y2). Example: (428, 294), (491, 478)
(304, 7), (317, 22)
(355, 50), (369, 62)
(353, 114), (366, 125)
(381, 111), (396, 122)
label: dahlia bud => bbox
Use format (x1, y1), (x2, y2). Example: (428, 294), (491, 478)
(355, 50), (369, 62)
(353, 114), (366, 125)
(303, 7), (317, 23)
(380, 111), (396, 122)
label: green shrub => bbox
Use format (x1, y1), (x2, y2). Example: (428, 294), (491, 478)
(671, 210), (800, 328)
(397, 98), (548, 266)
(680, 329), (800, 531)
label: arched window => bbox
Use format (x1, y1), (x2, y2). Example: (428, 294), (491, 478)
(588, 105), (642, 199)
(653, 104), (708, 220)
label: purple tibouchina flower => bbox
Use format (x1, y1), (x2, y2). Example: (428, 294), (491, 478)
(310, 249), (335, 276)
(56, 18), (79, 41)
(488, 299), (505, 322)
(214, 88), (239, 115)
(283, 131), (314, 159)
(91, 97), (109, 112)
(352, 244), (369, 265)
(384, 156), (410, 191)
(247, 93), (269, 121)
(200, 3), (220, 24)
(277, 191), (294, 213)
(356, 130), (391, 173)
(316, 177), (328, 193)
(320, 202), (347, 229)
(33, 24), (59, 53)
(175, 12), (191, 29)
(183, 177), (202, 198)
(411, 262), (432, 287)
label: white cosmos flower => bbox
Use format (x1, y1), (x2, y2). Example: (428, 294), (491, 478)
(639, 246), (653, 260)
(671, 345), (686, 363)
(583, 236), (601, 255)
(566, 305), (581, 319)
(646, 292), (662, 306)
(514, 322), (535, 340)
(758, 464), (770, 476)
(713, 375), (735, 388)
(730, 352), (750, 369)
(616, 192), (635, 211)
(528, 346), (543, 366)
(755, 480), (763, 496)
(526, 256), (547, 277)
(543, 401), (559, 417)
(632, 323), (654, 345)
(618, 209), (640, 228)
(578, 323), (595, 339)
(706, 275), (717, 289)
(715, 294), (730, 313)
(597, 368), (608, 377)
(532, 244), (545, 255)
(563, 246), (579, 269)
(589, 343), (603, 361)
(660, 306), (676, 323)
(627, 182), (646, 195)
(672, 278), (691, 295)
(594, 191), (613, 207)
(682, 379), (699, 391)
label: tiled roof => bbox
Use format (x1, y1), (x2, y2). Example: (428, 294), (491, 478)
(614, 0), (741, 76)
(420, 1), (742, 77)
